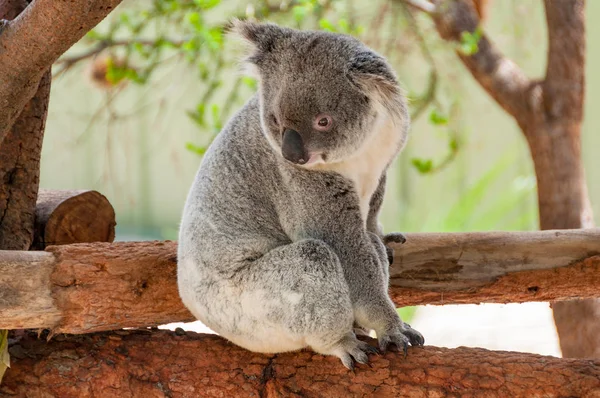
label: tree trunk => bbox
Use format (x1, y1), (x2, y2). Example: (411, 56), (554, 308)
(1, 330), (599, 398)
(411, 0), (598, 358)
(0, 0), (51, 249)
(523, 0), (598, 359)
(521, 92), (598, 358)
(0, 0), (124, 142)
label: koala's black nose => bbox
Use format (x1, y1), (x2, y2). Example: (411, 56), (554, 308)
(281, 129), (308, 165)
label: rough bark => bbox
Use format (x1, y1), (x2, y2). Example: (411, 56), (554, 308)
(430, 0), (530, 121)
(535, 0), (599, 359)
(407, 0), (597, 359)
(0, 251), (60, 330)
(1, 230), (599, 334)
(0, 0), (124, 143)
(1, 330), (599, 398)
(32, 189), (116, 250)
(0, 0), (51, 250)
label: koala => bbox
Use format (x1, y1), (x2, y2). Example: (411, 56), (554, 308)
(177, 20), (424, 370)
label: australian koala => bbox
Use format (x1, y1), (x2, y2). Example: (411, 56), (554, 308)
(177, 20), (424, 370)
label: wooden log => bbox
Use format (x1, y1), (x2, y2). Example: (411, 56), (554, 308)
(31, 189), (116, 249)
(388, 229), (600, 305)
(1, 330), (599, 397)
(1, 229), (600, 334)
(0, 251), (61, 329)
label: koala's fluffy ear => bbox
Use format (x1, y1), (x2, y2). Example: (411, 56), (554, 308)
(348, 52), (401, 104)
(348, 52), (407, 124)
(230, 19), (287, 67)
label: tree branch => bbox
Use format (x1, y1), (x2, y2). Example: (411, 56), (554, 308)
(1, 229), (600, 334)
(401, 0), (532, 123)
(2, 330), (600, 397)
(52, 37), (189, 78)
(543, 0), (585, 122)
(0, 0), (124, 144)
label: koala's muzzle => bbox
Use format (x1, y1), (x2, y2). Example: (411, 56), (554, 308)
(281, 129), (308, 165)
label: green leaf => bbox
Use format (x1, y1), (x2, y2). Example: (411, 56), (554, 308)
(211, 103), (222, 131)
(337, 18), (349, 33)
(449, 136), (459, 151)
(242, 76), (257, 90)
(428, 108), (448, 125)
(204, 27), (223, 51)
(187, 103), (206, 126)
(292, 5), (309, 22)
(458, 27), (483, 56)
(186, 11), (203, 31)
(0, 329), (9, 384)
(119, 12), (131, 26)
(319, 18), (336, 32)
(194, 0), (220, 9)
(185, 142), (208, 155)
(85, 30), (102, 40)
(411, 158), (433, 174)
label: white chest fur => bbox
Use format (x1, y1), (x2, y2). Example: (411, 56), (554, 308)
(316, 113), (402, 224)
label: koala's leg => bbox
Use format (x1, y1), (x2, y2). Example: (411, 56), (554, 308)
(352, 234), (425, 354)
(226, 239), (378, 369)
(368, 232), (390, 283)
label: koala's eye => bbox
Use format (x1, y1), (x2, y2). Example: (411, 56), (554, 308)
(314, 114), (333, 132)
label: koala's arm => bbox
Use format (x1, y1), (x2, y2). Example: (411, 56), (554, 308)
(366, 174), (386, 238)
(366, 173), (406, 266)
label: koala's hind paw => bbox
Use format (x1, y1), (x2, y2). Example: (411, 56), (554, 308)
(378, 324), (424, 357)
(332, 336), (379, 371)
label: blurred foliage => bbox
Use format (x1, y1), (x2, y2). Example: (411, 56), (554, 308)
(55, 0), (463, 174)
(404, 149), (537, 233)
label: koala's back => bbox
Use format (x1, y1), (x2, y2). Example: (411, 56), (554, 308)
(178, 95), (288, 269)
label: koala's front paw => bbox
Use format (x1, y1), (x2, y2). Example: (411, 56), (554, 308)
(383, 232), (407, 245)
(383, 232), (407, 265)
(378, 323), (424, 357)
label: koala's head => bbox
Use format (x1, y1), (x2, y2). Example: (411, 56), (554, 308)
(232, 20), (409, 167)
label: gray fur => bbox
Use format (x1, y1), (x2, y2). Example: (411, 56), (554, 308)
(177, 21), (424, 369)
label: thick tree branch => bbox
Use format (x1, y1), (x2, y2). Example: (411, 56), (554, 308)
(0, 0), (50, 251)
(543, 0), (585, 122)
(2, 330), (600, 397)
(1, 229), (600, 334)
(402, 0), (531, 124)
(0, 0), (123, 143)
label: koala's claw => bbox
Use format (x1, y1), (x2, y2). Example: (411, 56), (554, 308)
(378, 332), (410, 356)
(337, 339), (379, 371)
(403, 323), (425, 346)
(383, 232), (407, 245)
(378, 325), (425, 357)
